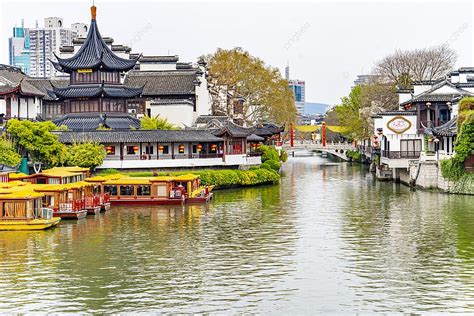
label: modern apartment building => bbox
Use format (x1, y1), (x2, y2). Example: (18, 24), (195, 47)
(9, 18), (86, 77)
(8, 23), (30, 74)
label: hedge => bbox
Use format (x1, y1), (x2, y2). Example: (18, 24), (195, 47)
(97, 168), (280, 189)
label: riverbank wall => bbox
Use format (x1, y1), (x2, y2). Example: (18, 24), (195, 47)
(378, 161), (474, 195)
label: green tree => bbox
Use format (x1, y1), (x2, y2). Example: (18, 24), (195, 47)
(0, 137), (21, 167)
(6, 119), (68, 167)
(140, 115), (177, 130)
(335, 86), (370, 140)
(67, 142), (106, 169)
(206, 47), (297, 125)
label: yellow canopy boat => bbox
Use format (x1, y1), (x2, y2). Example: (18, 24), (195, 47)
(0, 185), (60, 231)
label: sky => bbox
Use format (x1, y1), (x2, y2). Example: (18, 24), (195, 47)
(0, 0), (473, 106)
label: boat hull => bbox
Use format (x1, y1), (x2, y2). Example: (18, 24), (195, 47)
(0, 218), (61, 231)
(53, 210), (88, 220)
(186, 193), (213, 204)
(86, 206), (101, 215)
(100, 203), (111, 212)
(110, 199), (184, 206)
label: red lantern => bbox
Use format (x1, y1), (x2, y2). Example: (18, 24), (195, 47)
(133, 146), (139, 151)
(251, 143), (257, 148)
(256, 143), (261, 148)
(197, 144), (203, 152)
(158, 145), (164, 151)
(178, 144), (185, 153)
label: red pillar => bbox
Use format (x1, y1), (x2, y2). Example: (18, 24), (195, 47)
(322, 122), (327, 147)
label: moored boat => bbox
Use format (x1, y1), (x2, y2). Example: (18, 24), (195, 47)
(0, 184), (61, 231)
(84, 176), (111, 212)
(32, 183), (89, 220)
(97, 174), (213, 205)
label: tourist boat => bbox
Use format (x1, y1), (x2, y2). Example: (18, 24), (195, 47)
(99, 174), (213, 205)
(84, 176), (111, 211)
(0, 183), (61, 230)
(32, 183), (89, 219)
(9, 166), (89, 185)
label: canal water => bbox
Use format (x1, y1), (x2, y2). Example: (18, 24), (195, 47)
(1, 156), (474, 313)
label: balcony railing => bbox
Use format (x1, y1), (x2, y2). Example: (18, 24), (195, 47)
(381, 150), (421, 159)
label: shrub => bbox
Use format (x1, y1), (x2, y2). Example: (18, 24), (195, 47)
(100, 168), (280, 189)
(345, 150), (362, 162)
(280, 149), (288, 162)
(262, 159), (281, 171)
(67, 142), (106, 169)
(0, 138), (21, 167)
(258, 145), (280, 163)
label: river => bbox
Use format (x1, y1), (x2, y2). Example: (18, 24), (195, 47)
(1, 156), (474, 313)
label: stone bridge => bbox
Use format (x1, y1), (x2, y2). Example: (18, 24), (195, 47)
(282, 143), (355, 161)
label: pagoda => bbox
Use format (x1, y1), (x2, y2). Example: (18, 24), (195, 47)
(48, 5), (143, 130)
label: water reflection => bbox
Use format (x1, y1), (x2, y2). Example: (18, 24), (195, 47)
(0, 157), (473, 313)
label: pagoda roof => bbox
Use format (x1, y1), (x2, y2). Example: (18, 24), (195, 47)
(48, 83), (143, 99)
(53, 113), (140, 131)
(51, 6), (138, 73)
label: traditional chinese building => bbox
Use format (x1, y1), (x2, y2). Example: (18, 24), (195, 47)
(0, 64), (44, 123)
(372, 67), (474, 185)
(46, 5), (143, 130)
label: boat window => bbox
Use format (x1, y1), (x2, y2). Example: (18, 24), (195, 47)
(2, 202), (27, 218)
(137, 185), (151, 196)
(104, 185), (118, 196)
(120, 185), (135, 196)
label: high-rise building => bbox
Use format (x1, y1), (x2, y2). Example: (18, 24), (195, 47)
(289, 79), (305, 115)
(29, 17), (77, 77)
(9, 17), (85, 77)
(8, 22), (30, 74)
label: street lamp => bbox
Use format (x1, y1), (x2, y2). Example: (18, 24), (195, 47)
(434, 138), (440, 160)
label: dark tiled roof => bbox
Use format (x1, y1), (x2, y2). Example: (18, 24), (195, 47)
(176, 62), (193, 70)
(59, 46), (74, 53)
(195, 115), (229, 124)
(111, 45), (131, 53)
(149, 99), (194, 106)
(408, 93), (462, 103)
(457, 67), (474, 73)
(57, 129), (223, 143)
(124, 70), (197, 96)
(400, 79), (473, 106)
(73, 37), (114, 45)
(212, 120), (255, 138)
(254, 123), (284, 136)
(49, 83), (143, 99)
(26, 78), (69, 100)
(0, 64), (45, 96)
(247, 134), (265, 142)
(53, 113), (140, 131)
(139, 55), (179, 63)
(52, 18), (137, 73)
(428, 118), (457, 137)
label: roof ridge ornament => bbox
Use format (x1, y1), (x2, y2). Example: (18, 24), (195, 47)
(91, 4), (97, 21)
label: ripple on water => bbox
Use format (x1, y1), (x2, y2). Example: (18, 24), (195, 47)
(1, 157), (474, 313)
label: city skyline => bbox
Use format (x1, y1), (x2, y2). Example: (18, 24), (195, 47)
(1, 0), (473, 105)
